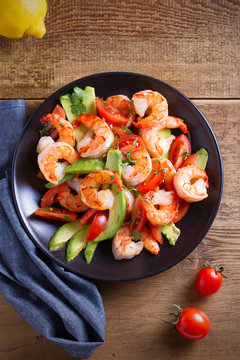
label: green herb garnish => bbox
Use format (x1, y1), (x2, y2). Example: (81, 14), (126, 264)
(120, 124), (133, 135)
(122, 149), (136, 166)
(153, 167), (168, 174)
(132, 229), (142, 242)
(39, 123), (48, 137)
(108, 175), (117, 181)
(140, 194), (153, 203)
(181, 151), (190, 160)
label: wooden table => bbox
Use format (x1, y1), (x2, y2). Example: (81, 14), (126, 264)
(0, 1), (239, 359)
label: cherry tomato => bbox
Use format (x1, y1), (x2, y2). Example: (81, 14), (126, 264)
(181, 153), (199, 167)
(35, 207), (77, 222)
(96, 95), (135, 125)
(136, 159), (165, 193)
(78, 208), (97, 226)
(172, 198), (190, 223)
(131, 196), (147, 232)
(86, 210), (109, 241)
(195, 260), (225, 296)
(169, 134), (191, 170)
(40, 182), (68, 207)
(52, 104), (66, 119)
(118, 134), (145, 153)
(166, 305), (210, 340)
(176, 307), (210, 340)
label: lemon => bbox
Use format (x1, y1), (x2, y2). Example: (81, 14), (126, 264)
(0, 0), (47, 39)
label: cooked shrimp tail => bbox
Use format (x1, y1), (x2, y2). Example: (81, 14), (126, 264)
(173, 165), (209, 202)
(80, 170), (123, 210)
(112, 222), (144, 260)
(73, 114), (114, 158)
(131, 90), (168, 129)
(41, 113), (76, 147)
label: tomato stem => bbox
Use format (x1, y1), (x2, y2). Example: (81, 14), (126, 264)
(162, 304), (183, 325)
(204, 259), (227, 278)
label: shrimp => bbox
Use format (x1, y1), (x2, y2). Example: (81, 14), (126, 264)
(156, 116), (188, 134)
(56, 177), (89, 212)
(132, 90), (168, 129)
(112, 222), (144, 260)
(41, 113), (76, 147)
(140, 226), (160, 255)
(125, 189), (135, 220)
(122, 148), (152, 187)
(153, 158), (176, 191)
(73, 114), (114, 158)
(37, 142), (79, 185)
(173, 165), (209, 202)
(142, 189), (179, 226)
(36, 136), (54, 153)
(139, 126), (175, 158)
(80, 170), (123, 210)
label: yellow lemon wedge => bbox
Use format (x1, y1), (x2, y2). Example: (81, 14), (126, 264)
(0, 0), (47, 39)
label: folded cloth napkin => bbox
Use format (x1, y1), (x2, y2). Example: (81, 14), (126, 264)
(0, 100), (105, 358)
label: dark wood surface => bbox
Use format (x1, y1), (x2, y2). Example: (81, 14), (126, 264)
(0, 1), (239, 359)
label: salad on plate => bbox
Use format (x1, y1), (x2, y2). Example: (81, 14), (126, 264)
(35, 86), (209, 264)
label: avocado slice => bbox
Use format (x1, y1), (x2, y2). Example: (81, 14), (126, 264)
(158, 128), (172, 159)
(161, 221), (181, 246)
(196, 148), (208, 170)
(64, 158), (105, 174)
(60, 86), (96, 142)
(83, 149), (126, 263)
(66, 225), (90, 262)
(82, 86), (97, 116)
(84, 241), (98, 265)
(105, 148), (123, 176)
(60, 94), (77, 123)
(49, 221), (83, 251)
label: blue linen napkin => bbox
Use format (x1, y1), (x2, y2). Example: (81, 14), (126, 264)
(0, 100), (105, 358)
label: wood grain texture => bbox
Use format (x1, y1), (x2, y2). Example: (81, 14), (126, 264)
(0, 99), (239, 360)
(0, 0), (239, 99)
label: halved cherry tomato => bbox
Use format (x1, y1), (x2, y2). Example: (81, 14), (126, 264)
(169, 134), (191, 170)
(96, 96), (135, 125)
(110, 124), (133, 137)
(181, 153), (199, 167)
(112, 134), (146, 154)
(53, 104), (66, 119)
(136, 159), (165, 194)
(195, 260), (225, 296)
(40, 182), (68, 207)
(131, 197), (147, 232)
(86, 210), (109, 241)
(172, 198), (190, 223)
(149, 223), (163, 244)
(35, 207), (77, 222)
(166, 305), (210, 340)
(78, 209), (97, 226)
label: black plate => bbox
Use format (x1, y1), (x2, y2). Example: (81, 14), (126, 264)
(12, 72), (223, 281)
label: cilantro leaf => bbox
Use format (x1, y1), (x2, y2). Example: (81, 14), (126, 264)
(39, 123), (48, 137)
(71, 103), (86, 116)
(132, 229), (142, 242)
(73, 87), (85, 100)
(120, 124), (133, 135)
(122, 149), (136, 167)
